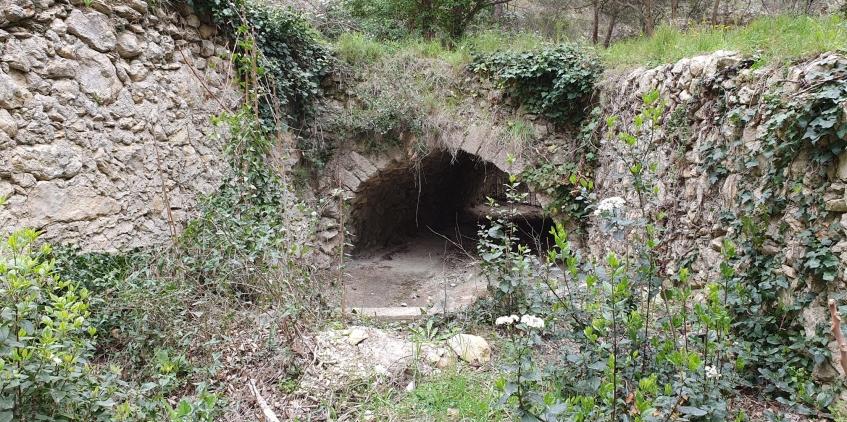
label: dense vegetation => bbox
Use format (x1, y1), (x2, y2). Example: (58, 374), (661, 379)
(4, 0), (847, 420)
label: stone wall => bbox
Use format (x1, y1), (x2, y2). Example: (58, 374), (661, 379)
(0, 0), (240, 250)
(586, 51), (847, 377)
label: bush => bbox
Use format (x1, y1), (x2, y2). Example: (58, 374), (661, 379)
(471, 44), (602, 123)
(0, 229), (115, 421)
(484, 92), (743, 420)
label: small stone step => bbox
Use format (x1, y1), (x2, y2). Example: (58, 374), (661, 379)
(348, 306), (425, 321)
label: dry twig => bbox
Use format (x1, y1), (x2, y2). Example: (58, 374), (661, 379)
(828, 299), (847, 376)
(248, 379), (281, 422)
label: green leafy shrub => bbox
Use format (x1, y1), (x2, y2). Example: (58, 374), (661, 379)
(471, 44), (602, 123)
(0, 229), (116, 421)
(184, 107), (318, 298)
(329, 92), (424, 155)
(48, 108), (320, 420)
(521, 162), (593, 222)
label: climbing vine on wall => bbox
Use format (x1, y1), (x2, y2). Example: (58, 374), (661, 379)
(519, 107), (602, 224)
(708, 57), (847, 412)
(193, 0), (333, 125)
(471, 44), (602, 124)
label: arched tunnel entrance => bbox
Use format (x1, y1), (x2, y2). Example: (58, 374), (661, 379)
(344, 149), (554, 318)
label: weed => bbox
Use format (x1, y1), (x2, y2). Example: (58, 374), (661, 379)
(372, 368), (507, 421)
(335, 32), (390, 65)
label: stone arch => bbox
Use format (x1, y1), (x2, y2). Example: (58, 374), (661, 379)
(316, 124), (548, 256)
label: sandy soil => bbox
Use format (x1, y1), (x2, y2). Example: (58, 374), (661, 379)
(343, 233), (487, 313)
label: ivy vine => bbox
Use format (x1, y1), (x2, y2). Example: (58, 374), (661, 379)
(710, 56), (847, 413)
(193, 0), (333, 124)
(471, 44), (602, 124)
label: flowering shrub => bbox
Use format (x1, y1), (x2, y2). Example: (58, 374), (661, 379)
(485, 91), (747, 420)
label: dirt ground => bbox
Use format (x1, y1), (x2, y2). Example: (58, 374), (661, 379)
(343, 232), (488, 313)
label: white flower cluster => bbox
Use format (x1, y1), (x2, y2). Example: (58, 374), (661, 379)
(520, 314), (545, 329)
(705, 365), (721, 379)
(592, 196), (626, 216)
(495, 315), (520, 326)
(495, 314), (545, 329)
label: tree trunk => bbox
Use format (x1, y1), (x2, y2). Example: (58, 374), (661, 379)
(711, 0), (721, 24)
(603, 11), (618, 47)
(671, 0), (678, 22)
(591, 0), (600, 44)
(644, 0), (654, 35)
(494, 2), (504, 19)
(420, 0), (434, 39)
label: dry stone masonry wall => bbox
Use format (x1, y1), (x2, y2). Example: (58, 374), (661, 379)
(0, 0), (239, 250)
(588, 51), (847, 378)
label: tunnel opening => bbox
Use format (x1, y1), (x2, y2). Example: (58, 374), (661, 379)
(344, 149), (556, 315)
(350, 150), (506, 254)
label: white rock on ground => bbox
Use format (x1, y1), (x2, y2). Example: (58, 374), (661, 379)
(446, 333), (490, 366)
(298, 326), (443, 395)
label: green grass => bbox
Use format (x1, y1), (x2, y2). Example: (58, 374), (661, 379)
(369, 368), (507, 421)
(337, 14), (847, 70)
(456, 30), (548, 55)
(603, 14), (847, 68)
(333, 30), (548, 67)
(335, 32), (391, 64)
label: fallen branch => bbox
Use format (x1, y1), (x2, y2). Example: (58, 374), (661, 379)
(248, 379), (280, 422)
(828, 299), (847, 376)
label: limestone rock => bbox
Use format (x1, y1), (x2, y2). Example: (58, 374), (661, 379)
(198, 24), (216, 39)
(45, 58), (76, 79)
(66, 9), (116, 52)
(0, 72), (30, 109)
(837, 150), (847, 181)
(347, 328), (369, 345)
(0, 109), (16, 138)
(446, 334), (490, 365)
(126, 0), (147, 13)
(200, 40), (215, 58)
(424, 347), (455, 369)
(75, 46), (122, 102)
(116, 32), (142, 59)
(2, 41), (30, 72)
(0, 180), (12, 198)
(299, 327), (440, 395)
(3, 4), (33, 23)
(113, 5), (143, 21)
(11, 142), (83, 180)
(27, 182), (120, 224)
(826, 198), (847, 213)
(186, 14), (200, 28)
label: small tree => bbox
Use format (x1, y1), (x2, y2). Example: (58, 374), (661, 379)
(0, 229), (113, 421)
(347, 0), (515, 40)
